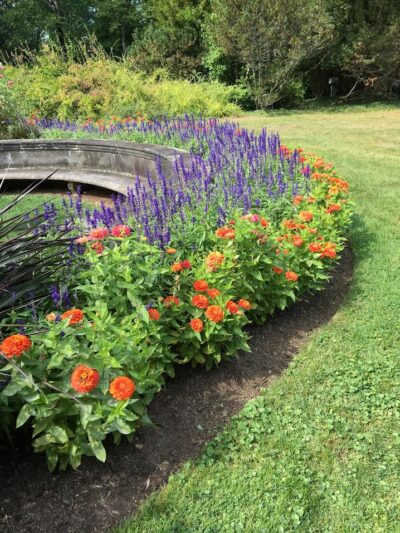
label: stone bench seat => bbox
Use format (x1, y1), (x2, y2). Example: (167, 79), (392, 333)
(0, 139), (190, 196)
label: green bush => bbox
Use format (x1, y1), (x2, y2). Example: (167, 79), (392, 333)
(0, 65), (37, 139)
(7, 54), (247, 120)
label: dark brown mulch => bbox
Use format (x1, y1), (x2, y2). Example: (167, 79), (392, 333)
(0, 247), (353, 533)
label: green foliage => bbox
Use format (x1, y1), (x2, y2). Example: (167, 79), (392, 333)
(0, 65), (37, 138)
(117, 108), (400, 532)
(0, 154), (351, 470)
(0, 182), (68, 317)
(207, 0), (336, 108)
(8, 54), (246, 119)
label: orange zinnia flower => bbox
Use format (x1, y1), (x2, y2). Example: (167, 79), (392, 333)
(285, 271), (299, 282)
(299, 211), (313, 222)
(308, 242), (322, 253)
(215, 227), (235, 239)
(326, 203), (341, 214)
(0, 334), (31, 359)
(205, 251), (225, 271)
(190, 318), (204, 333)
(181, 259), (192, 270)
(46, 312), (57, 322)
(88, 227), (109, 240)
(293, 236), (304, 247)
(61, 308), (84, 325)
(171, 262), (183, 273)
(111, 225), (131, 237)
(238, 299), (251, 310)
(260, 218), (269, 228)
(272, 266), (284, 274)
(148, 308), (160, 320)
(282, 219), (297, 230)
(74, 236), (89, 245)
(191, 294), (209, 309)
(307, 196), (316, 204)
(193, 280), (209, 292)
(90, 241), (104, 255)
(163, 296), (180, 307)
(166, 247), (176, 254)
(293, 195), (304, 205)
(207, 288), (221, 299)
(70, 365), (100, 394)
(109, 376), (135, 400)
(205, 305), (224, 323)
(321, 248), (336, 259)
(226, 300), (239, 314)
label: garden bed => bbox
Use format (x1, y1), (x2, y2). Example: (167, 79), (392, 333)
(0, 246), (352, 533)
(0, 115), (353, 522)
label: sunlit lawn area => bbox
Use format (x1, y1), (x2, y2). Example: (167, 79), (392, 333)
(119, 106), (400, 532)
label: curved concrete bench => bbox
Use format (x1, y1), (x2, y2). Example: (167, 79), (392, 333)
(0, 139), (191, 195)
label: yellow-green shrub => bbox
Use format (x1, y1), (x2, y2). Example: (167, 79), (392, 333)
(8, 56), (246, 119)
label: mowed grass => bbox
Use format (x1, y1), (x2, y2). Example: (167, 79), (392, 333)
(118, 107), (400, 532)
(0, 193), (61, 216)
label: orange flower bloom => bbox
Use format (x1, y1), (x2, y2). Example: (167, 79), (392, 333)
(282, 219), (297, 230)
(166, 247), (177, 254)
(111, 225), (131, 237)
(88, 227), (109, 240)
(205, 305), (224, 323)
(181, 259), (192, 270)
(226, 300), (239, 314)
(163, 296), (180, 307)
(260, 218), (269, 228)
(326, 203), (341, 214)
(238, 299), (251, 310)
(148, 308), (160, 320)
(74, 236), (89, 245)
(308, 227), (318, 234)
(90, 241), (104, 255)
(293, 236), (303, 247)
(272, 266), (284, 274)
(293, 195), (304, 205)
(0, 334), (31, 359)
(313, 158), (325, 169)
(70, 365), (100, 394)
(311, 172), (322, 180)
(215, 227), (235, 239)
(191, 294), (209, 309)
(285, 271), (299, 282)
(193, 280), (209, 292)
(171, 262), (183, 273)
(299, 211), (313, 222)
(321, 248), (337, 259)
(46, 312), (56, 322)
(205, 251), (225, 271)
(307, 196), (316, 204)
(308, 242), (322, 253)
(190, 318), (204, 333)
(109, 376), (135, 400)
(207, 288), (221, 299)
(61, 309), (84, 325)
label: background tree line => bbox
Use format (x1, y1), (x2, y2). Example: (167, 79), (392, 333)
(1, 0), (400, 107)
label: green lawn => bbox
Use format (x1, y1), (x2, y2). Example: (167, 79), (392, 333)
(0, 193), (60, 216)
(118, 107), (400, 532)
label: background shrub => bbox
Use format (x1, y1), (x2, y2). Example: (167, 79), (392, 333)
(8, 54), (247, 120)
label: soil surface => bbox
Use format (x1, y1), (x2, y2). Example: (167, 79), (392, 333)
(0, 247), (353, 533)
